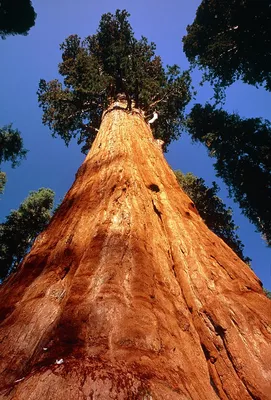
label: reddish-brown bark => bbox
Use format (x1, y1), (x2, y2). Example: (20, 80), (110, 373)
(0, 104), (270, 399)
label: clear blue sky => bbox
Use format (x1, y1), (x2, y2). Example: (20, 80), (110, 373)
(0, 0), (270, 289)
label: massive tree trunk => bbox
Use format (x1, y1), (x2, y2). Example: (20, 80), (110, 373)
(0, 104), (270, 399)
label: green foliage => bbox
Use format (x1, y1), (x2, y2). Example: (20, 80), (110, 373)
(183, 0), (271, 92)
(0, 188), (55, 281)
(0, 124), (27, 197)
(0, 124), (28, 167)
(0, 0), (36, 39)
(0, 129), (53, 281)
(186, 104), (271, 245)
(175, 170), (250, 263)
(38, 10), (192, 153)
(264, 289), (271, 300)
(0, 172), (6, 195)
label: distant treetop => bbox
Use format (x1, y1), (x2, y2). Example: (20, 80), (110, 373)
(0, 188), (55, 281)
(0, 125), (27, 167)
(183, 0), (271, 92)
(186, 104), (271, 246)
(0, 125), (28, 196)
(0, 0), (36, 39)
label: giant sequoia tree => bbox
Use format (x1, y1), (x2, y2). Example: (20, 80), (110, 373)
(187, 104), (271, 245)
(183, 0), (271, 91)
(0, 10), (271, 400)
(175, 171), (250, 263)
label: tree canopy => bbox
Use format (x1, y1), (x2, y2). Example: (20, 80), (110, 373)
(0, 0), (36, 39)
(186, 104), (271, 245)
(0, 125), (28, 196)
(0, 188), (55, 281)
(0, 172), (6, 195)
(38, 9), (192, 153)
(183, 0), (271, 92)
(175, 170), (249, 263)
(0, 124), (27, 167)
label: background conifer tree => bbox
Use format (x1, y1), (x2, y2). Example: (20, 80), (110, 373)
(0, 188), (55, 280)
(186, 104), (271, 245)
(183, 0), (271, 92)
(0, 124), (27, 196)
(0, 0), (36, 39)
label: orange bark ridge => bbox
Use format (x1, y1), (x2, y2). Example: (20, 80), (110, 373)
(0, 104), (270, 399)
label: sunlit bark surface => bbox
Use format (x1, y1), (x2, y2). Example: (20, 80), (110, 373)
(0, 104), (270, 399)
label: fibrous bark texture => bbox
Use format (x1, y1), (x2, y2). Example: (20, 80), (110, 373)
(0, 104), (270, 399)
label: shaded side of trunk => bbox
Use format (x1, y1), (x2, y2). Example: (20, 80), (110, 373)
(0, 104), (270, 400)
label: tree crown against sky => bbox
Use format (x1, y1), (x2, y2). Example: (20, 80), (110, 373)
(183, 0), (271, 94)
(38, 9), (192, 153)
(0, 0), (36, 39)
(0, 125), (27, 167)
(175, 170), (250, 264)
(0, 188), (55, 281)
(0, 125), (28, 195)
(186, 103), (271, 245)
(0, 172), (6, 196)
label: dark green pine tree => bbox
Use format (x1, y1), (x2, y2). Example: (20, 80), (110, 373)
(0, 0), (36, 39)
(0, 188), (55, 281)
(0, 124), (28, 195)
(183, 0), (271, 92)
(37, 10), (192, 153)
(186, 104), (271, 245)
(175, 170), (250, 264)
